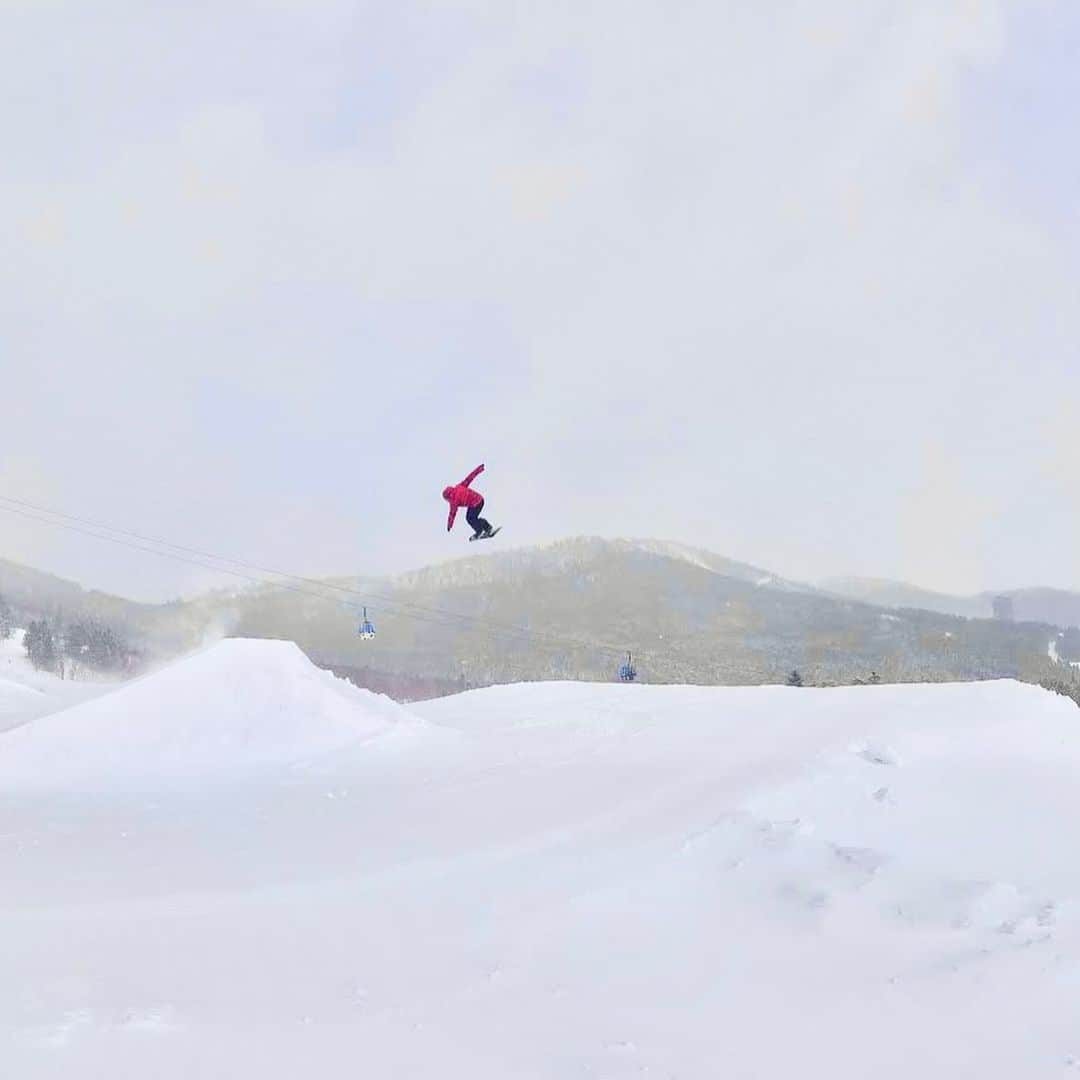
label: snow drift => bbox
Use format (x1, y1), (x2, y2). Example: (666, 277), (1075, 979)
(0, 638), (410, 787)
(5, 670), (1080, 1078)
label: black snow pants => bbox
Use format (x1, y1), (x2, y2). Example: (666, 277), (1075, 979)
(466, 500), (492, 537)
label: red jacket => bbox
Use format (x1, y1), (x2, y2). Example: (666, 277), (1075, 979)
(443, 464), (485, 531)
(442, 464), (486, 531)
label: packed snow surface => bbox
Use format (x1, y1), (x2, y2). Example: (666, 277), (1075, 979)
(3, 648), (1080, 1078)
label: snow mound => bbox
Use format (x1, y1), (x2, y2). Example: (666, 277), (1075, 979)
(0, 638), (413, 787)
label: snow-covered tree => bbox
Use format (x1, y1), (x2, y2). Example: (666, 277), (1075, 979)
(24, 618), (59, 673)
(0, 595), (12, 640)
(63, 617), (133, 675)
(786, 669), (803, 687)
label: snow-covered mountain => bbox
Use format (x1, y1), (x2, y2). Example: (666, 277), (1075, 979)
(4, 538), (1080, 695)
(273, 538), (1080, 689)
(820, 576), (995, 618)
(823, 577), (1080, 629)
(391, 537), (816, 593)
(4, 640), (1080, 1077)
(1000, 587), (1080, 630)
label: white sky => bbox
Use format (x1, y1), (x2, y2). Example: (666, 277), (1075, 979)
(2, 0), (1079, 601)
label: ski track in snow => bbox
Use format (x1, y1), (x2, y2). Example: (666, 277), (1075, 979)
(3, 644), (1080, 1077)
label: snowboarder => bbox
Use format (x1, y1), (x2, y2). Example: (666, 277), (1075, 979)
(443, 463), (499, 541)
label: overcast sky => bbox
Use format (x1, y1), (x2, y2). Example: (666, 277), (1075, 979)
(2, 0), (1079, 601)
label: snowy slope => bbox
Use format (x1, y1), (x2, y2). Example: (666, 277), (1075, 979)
(4, 659), (1080, 1078)
(0, 630), (109, 732)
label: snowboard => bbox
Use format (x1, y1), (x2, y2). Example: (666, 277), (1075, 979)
(469, 526), (502, 542)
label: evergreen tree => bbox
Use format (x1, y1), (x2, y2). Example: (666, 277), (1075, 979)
(63, 617), (132, 674)
(786, 669), (803, 687)
(24, 618), (59, 673)
(1037, 666), (1080, 708)
(0, 595), (12, 640)
(63, 618), (90, 676)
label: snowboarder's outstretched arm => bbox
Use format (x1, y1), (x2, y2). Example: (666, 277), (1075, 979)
(447, 503), (459, 532)
(462, 463), (484, 487)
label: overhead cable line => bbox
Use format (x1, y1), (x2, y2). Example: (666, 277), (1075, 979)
(0, 493), (646, 662)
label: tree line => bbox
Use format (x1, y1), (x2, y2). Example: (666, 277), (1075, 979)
(0, 593), (137, 678)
